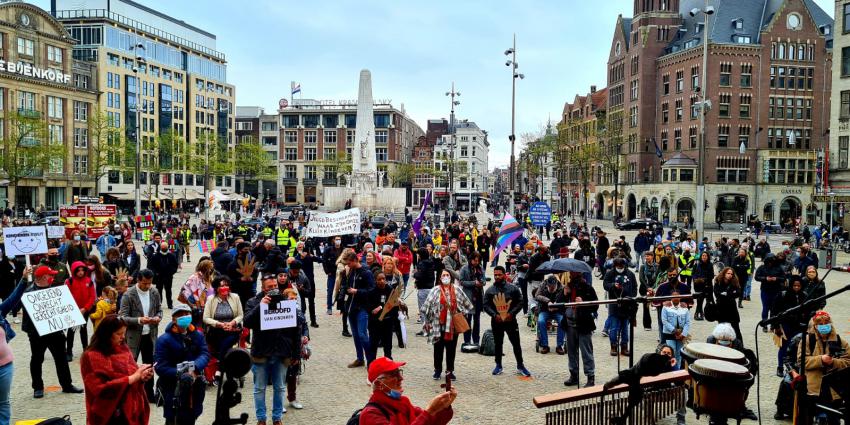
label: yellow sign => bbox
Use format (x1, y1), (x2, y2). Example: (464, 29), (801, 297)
(812, 195), (850, 203)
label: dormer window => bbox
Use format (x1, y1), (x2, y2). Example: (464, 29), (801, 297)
(684, 38), (700, 49)
(734, 35), (752, 44)
(732, 18), (744, 30)
(820, 24), (832, 35)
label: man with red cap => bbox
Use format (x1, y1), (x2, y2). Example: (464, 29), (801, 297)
(359, 357), (456, 424)
(22, 265), (84, 398)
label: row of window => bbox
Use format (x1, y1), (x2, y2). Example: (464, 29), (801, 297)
(282, 147), (389, 162)
(281, 129), (389, 145)
(770, 66), (815, 90)
(770, 42), (816, 62)
(280, 113), (392, 129)
(662, 64), (752, 96)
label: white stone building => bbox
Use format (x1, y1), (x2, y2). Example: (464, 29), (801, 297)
(433, 120), (489, 211)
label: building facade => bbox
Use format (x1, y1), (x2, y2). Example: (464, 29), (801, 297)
(433, 120), (489, 212)
(829, 1), (850, 225)
(0, 1), (99, 210)
(277, 99), (423, 205)
(410, 119), (448, 208)
(235, 106), (278, 202)
(52, 0), (236, 208)
(557, 0), (833, 228)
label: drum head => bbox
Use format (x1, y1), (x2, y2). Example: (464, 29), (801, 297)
(682, 342), (746, 364)
(689, 359), (750, 378)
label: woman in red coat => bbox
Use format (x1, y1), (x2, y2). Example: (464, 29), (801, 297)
(81, 314), (153, 425)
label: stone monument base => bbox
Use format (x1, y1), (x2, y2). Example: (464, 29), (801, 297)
(324, 187), (407, 212)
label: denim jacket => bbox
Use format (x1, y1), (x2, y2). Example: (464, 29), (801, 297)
(0, 278), (27, 342)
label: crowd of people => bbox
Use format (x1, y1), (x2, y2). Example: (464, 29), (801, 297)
(0, 206), (844, 424)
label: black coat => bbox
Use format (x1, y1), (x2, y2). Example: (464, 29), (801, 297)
(603, 269), (638, 318)
(527, 252), (551, 282)
(211, 247), (234, 275)
(754, 262), (786, 293)
(147, 251), (178, 282)
(691, 260), (715, 301)
(413, 258), (436, 290)
(563, 280), (598, 333)
(243, 291), (303, 359)
(712, 279), (741, 323)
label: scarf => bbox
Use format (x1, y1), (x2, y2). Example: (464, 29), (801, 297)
(368, 391), (419, 425)
(439, 284), (457, 341)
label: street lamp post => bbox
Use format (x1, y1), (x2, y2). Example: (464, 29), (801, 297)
(446, 83), (460, 212)
(693, 3), (715, 238)
(505, 34), (524, 216)
(131, 43), (146, 217)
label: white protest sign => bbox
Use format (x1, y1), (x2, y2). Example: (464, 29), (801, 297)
(259, 299), (298, 330)
(47, 226), (65, 239)
(3, 226), (48, 256)
(21, 285), (86, 336)
(305, 208), (361, 237)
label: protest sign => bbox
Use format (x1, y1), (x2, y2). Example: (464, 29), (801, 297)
(85, 204), (117, 239)
(134, 214), (154, 229)
(304, 208), (361, 237)
(59, 205), (87, 239)
(259, 299), (298, 330)
(21, 285), (86, 336)
(529, 202), (552, 227)
(46, 226), (66, 239)
(3, 226), (48, 256)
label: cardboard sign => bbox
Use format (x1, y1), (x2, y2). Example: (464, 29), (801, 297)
(3, 226), (48, 256)
(304, 208), (361, 237)
(46, 226), (65, 239)
(259, 299), (298, 330)
(21, 285), (86, 336)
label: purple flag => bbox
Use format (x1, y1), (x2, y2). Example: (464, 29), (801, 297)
(412, 191), (432, 237)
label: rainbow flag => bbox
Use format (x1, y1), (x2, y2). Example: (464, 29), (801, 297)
(198, 240), (214, 254)
(490, 212), (523, 262)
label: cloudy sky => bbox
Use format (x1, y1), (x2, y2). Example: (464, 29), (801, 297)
(34, 0), (835, 169)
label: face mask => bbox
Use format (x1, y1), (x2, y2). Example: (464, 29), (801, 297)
(817, 324), (832, 335)
(717, 340), (732, 346)
(365, 246), (373, 252)
(615, 267), (625, 273)
(335, 240), (341, 246)
(46, 277), (54, 286)
(48, 254), (58, 261)
(441, 276), (451, 285)
(380, 381), (402, 400)
(219, 287), (231, 297)
(526, 250), (533, 255)
(73, 236), (81, 241)
(175, 316), (192, 329)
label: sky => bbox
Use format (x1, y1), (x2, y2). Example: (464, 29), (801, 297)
(33, 0), (835, 170)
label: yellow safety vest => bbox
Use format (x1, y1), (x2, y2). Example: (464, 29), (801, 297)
(679, 254), (693, 276)
(277, 228), (290, 246)
(142, 229), (151, 242)
(262, 227), (273, 237)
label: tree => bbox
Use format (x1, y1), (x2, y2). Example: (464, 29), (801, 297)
(188, 131), (233, 198)
(141, 130), (177, 205)
(390, 162), (440, 187)
(0, 111), (64, 205)
(234, 136), (275, 199)
(87, 108), (125, 195)
(598, 110), (626, 220)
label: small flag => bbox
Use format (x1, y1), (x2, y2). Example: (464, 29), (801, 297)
(198, 240), (213, 254)
(652, 138), (663, 159)
(412, 191), (432, 237)
(291, 81), (301, 95)
(490, 212), (524, 262)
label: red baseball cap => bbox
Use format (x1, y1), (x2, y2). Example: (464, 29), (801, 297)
(34, 266), (58, 279)
(367, 357), (406, 383)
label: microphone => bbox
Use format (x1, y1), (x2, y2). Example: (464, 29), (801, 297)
(831, 266), (850, 272)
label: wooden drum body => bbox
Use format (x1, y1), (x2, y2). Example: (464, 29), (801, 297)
(688, 359), (754, 417)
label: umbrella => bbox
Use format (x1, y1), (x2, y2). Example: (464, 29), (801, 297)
(535, 258), (593, 275)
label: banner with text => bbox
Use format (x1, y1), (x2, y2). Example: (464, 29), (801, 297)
(47, 226), (66, 239)
(305, 208), (361, 237)
(3, 226), (48, 257)
(259, 300), (298, 330)
(22, 285), (86, 336)
(59, 205), (87, 239)
(85, 204), (117, 239)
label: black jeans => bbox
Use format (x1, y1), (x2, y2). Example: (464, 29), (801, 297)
(29, 332), (73, 390)
(641, 303), (652, 329)
(300, 292), (317, 325)
(367, 318), (394, 360)
(433, 337), (458, 373)
(156, 276), (174, 308)
(65, 313), (90, 355)
(492, 319), (524, 368)
(138, 335), (155, 400)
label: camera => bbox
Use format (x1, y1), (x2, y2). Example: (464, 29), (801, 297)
(176, 361), (195, 376)
(266, 288), (283, 306)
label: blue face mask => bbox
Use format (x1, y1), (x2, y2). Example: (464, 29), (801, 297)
(380, 380), (402, 400)
(817, 324), (832, 335)
(176, 316), (192, 329)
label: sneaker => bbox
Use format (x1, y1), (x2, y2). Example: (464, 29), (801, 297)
(33, 389), (44, 399)
(601, 330), (609, 337)
(643, 327), (653, 331)
(290, 400), (303, 409)
(342, 330), (352, 337)
(492, 365), (504, 375)
(517, 366), (532, 377)
(445, 371), (456, 381)
(326, 309), (333, 316)
(432, 371), (441, 380)
(310, 323), (319, 328)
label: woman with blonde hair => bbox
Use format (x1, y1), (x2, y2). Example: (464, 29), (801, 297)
(334, 247), (355, 337)
(382, 257), (407, 348)
(179, 259), (215, 327)
(433, 229), (444, 247)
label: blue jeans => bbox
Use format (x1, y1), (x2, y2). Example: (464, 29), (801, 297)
(608, 316), (630, 346)
(349, 308), (372, 362)
(537, 311), (564, 348)
(761, 289), (780, 322)
(743, 276), (753, 298)
(252, 357), (287, 422)
(0, 362), (10, 424)
(665, 339), (684, 367)
(463, 310), (481, 345)
(326, 274), (335, 309)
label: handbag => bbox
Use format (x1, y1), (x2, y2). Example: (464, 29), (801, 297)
(703, 301), (717, 322)
(452, 312), (470, 334)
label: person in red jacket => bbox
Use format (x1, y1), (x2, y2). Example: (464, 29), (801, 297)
(66, 260), (96, 362)
(393, 241), (414, 289)
(360, 357), (455, 425)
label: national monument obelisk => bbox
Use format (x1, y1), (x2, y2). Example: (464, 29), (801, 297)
(323, 69), (406, 211)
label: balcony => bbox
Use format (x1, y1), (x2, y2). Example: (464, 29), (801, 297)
(17, 108), (41, 119)
(281, 177), (298, 185)
(303, 178), (317, 186)
(322, 178), (338, 186)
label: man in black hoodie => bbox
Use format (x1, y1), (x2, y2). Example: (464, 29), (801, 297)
(210, 241), (233, 276)
(603, 258), (637, 356)
(595, 230), (610, 274)
(147, 241), (178, 309)
(226, 242), (259, 310)
(484, 266), (531, 377)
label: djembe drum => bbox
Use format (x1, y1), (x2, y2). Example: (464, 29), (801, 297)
(680, 342), (747, 370)
(688, 359), (754, 417)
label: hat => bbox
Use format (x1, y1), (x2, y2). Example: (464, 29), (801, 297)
(289, 260), (302, 270)
(34, 265), (58, 279)
(368, 357), (406, 383)
(261, 273), (278, 281)
(171, 303), (192, 315)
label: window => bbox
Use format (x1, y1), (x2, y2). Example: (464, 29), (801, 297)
(718, 93), (731, 118)
(674, 128), (682, 150)
(734, 35), (751, 44)
(690, 95), (699, 119)
(73, 155), (88, 174)
(718, 125), (730, 147)
(323, 130), (337, 145)
(16, 37), (33, 56)
(460, 146), (468, 157)
(689, 127), (697, 148)
(47, 45), (62, 63)
(261, 121), (277, 131)
(73, 101), (88, 121)
(262, 136), (277, 146)
(691, 66), (699, 89)
(630, 79), (638, 100)
(767, 158), (814, 184)
(17, 91), (35, 110)
(322, 114), (338, 129)
(346, 130), (355, 144)
(374, 114), (390, 128)
(662, 74), (670, 95)
(74, 128), (88, 148)
(738, 125), (750, 148)
(740, 64), (752, 87)
(324, 166), (337, 180)
(661, 130), (668, 150)
(662, 102), (669, 123)
(324, 147), (336, 160)
(305, 165), (317, 180)
(629, 105), (638, 127)
(304, 148), (317, 161)
(284, 131), (297, 144)
(716, 156), (749, 183)
(47, 97), (63, 119)
(376, 148), (388, 162)
(739, 94), (751, 118)
(284, 165), (297, 179)
(236, 121), (252, 131)
(675, 70), (684, 92)
(49, 124), (63, 144)
(630, 55), (639, 74)
(675, 99), (683, 121)
(841, 136), (849, 169)
(303, 114), (319, 128)
(719, 63), (732, 86)
(304, 130), (317, 144)
(284, 148), (297, 161)
(375, 130), (388, 144)
(281, 115), (299, 128)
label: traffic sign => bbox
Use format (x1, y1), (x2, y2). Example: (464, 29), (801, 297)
(529, 201), (551, 227)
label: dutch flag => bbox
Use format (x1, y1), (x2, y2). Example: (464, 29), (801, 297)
(291, 82), (301, 95)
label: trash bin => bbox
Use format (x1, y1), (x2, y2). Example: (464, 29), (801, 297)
(818, 247), (835, 269)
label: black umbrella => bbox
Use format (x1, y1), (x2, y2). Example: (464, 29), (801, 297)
(535, 258), (593, 275)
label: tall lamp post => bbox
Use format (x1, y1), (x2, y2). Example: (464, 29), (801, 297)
(131, 43), (146, 217)
(692, 3), (715, 238)
(505, 34), (524, 215)
(446, 83), (460, 212)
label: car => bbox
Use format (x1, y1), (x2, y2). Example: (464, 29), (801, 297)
(242, 218), (266, 227)
(35, 216), (60, 225)
(370, 216), (388, 229)
(615, 218), (661, 231)
(759, 221), (783, 233)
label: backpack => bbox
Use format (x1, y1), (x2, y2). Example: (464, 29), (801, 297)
(346, 402), (389, 425)
(36, 417), (72, 425)
(479, 329), (496, 356)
